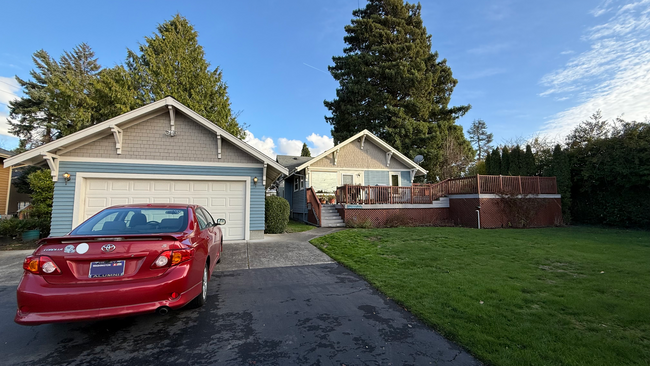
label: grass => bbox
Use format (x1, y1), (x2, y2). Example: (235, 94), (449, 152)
(285, 220), (315, 233)
(0, 237), (40, 251)
(311, 226), (650, 366)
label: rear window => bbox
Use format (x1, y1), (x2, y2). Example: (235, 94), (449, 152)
(71, 208), (189, 235)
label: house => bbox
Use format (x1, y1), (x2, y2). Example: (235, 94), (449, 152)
(0, 148), (16, 216)
(276, 130), (562, 229)
(276, 130), (433, 226)
(3, 97), (288, 240)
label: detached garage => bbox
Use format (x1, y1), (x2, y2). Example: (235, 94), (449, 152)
(4, 97), (287, 241)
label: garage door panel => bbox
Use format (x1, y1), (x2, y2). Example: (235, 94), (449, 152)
(153, 182), (171, 191)
(111, 181), (130, 191)
(83, 178), (247, 240)
(173, 182), (191, 192)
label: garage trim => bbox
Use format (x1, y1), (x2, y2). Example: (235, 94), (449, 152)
(73, 172), (251, 240)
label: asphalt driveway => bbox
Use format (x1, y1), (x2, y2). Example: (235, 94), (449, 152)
(0, 230), (480, 365)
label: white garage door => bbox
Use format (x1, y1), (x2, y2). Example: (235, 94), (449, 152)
(82, 178), (246, 240)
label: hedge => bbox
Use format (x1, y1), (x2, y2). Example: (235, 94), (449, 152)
(265, 196), (290, 234)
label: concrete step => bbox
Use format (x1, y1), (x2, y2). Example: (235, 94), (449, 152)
(321, 213), (341, 219)
(321, 222), (346, 228)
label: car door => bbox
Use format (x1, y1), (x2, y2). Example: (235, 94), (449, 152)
(196, 207), (219, 270)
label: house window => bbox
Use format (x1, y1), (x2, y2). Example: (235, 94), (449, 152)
(294, 176), (304, 192)
(342, 174), (354, 185)
(391, 174), (400, 186)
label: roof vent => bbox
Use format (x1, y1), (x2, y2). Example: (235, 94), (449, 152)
(293, 157), (298, 160)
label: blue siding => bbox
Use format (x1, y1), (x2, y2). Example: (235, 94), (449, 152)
(365, 170), (389, 186)
(292, 169), (307, 215)
(401, 171), (412, 187)
(51, 161), (264, 236)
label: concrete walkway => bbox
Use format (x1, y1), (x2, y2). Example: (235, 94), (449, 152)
(217, 227), (342, 271)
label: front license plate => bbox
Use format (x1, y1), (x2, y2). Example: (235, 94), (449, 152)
(89, 260), (125, 278)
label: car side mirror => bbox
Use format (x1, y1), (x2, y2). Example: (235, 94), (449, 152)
(216, 218), (226, 226)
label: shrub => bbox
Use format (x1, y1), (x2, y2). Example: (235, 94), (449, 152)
(28, 169), (54, 220)
(345, 216), (373, 228)
(0, 216), (49, 239)
(265, 196), (290, 234)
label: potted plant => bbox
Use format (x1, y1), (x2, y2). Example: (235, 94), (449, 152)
(328, 195), (336, 204)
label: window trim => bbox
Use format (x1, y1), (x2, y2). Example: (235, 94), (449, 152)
(294, 176), (304, 192)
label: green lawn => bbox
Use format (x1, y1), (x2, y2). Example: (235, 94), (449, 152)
(311, 227), (650, 366)
(285, 220), (315, 233)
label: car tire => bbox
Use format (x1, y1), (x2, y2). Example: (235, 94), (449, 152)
(187, 263), (208, 309)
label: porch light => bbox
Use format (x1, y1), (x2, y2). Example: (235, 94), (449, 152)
(63, 172), (71, 184)
(253, 177), (258, 186)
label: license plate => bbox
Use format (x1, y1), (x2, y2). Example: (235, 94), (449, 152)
(89, 260), (125, 278)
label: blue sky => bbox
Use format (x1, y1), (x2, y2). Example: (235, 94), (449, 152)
(1, 0), (649, 157)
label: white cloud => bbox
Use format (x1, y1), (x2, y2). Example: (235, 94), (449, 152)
(244, 131), (335, 159)
(306, 133), (334, 155)
(0, 76), (20, 137)
(244, 131), (276, 158)
(539, 0), (650, 138)
(276, 138), (303, 156)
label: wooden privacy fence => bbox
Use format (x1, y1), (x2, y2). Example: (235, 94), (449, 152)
(447, 175), (557, 195)
(335, 175), (557, 205)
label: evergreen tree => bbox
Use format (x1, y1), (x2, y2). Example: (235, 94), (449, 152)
(8, 44), (102, 148)
(324, 0), (471, 180)
(549, 144), (571, 223)
(523, 145), (536, 175)
(300, 143), (311, 157)
(126, 14), (245, 138)
(509, 145), (521, 176)
(500, 147), (510, 175)
(467, 119), (493, 160)
(488, 148), (501, 175)
(485, 150), (492, 174)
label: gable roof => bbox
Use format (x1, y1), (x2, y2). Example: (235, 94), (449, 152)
(0, 148), (15, 159)
(3, 97), (288, 180)
(276, 155), (312, 171)
(285, 130), (427, 176)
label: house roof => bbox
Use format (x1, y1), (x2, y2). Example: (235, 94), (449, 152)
(285, 130), (428, 177)
(3, 97), (288, 185)
(276, 155), (312, 171)
(0, 148), (15, 159)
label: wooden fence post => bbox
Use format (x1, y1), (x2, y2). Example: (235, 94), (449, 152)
(518, 176), (523, 194)
(500, 175), (503, 191)
(477, 174), (481, 195)
(537, 176), (541, 194)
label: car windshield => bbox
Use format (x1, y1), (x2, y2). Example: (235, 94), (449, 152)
(70, 208), (189, 235)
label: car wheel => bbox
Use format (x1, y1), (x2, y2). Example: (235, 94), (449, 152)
(187, 263), (208, 309)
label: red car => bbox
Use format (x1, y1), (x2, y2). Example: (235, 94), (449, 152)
(15, 203), (224, 325)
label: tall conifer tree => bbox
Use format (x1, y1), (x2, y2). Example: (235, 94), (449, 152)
(324, 0), (471, 179)
(523, 145), (536, 175)
(126, 14), (244, 138)
(300, 143), (311, 157)
(501, 147), (510, 175)
(510, 145), (522, 176)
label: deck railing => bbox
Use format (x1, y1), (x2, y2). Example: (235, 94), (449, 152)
(306, 187), (322, 225)
(335, 181), (449, 205)
(335, 175), (556, 205)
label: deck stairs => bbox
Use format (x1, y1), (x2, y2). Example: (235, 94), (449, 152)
(320, 205), (345, 228)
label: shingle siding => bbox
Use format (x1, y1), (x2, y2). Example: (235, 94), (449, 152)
(62, 112), (260, 164)
(50, 161), (264, 236)
(310, 139), (409, 170)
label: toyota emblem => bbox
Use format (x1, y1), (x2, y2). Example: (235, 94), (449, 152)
(101, 244), (116, 253)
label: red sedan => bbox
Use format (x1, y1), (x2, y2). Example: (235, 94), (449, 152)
(15, 203), (224, 325)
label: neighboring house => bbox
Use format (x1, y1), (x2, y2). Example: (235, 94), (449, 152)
(4, 97), (288, 240)
(276, 130), (428, 225)
(0, 148), (16, 216)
